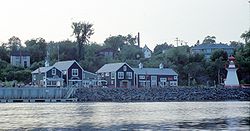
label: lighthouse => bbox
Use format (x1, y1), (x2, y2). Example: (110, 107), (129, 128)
(224, 56), (240, 87)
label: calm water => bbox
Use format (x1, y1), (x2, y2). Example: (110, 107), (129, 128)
(0, 102), (249, 130)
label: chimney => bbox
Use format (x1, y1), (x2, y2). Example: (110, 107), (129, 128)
(159, 63), (164, 69)
(139, 62), (143, 69)
(137, 32), (140, 47)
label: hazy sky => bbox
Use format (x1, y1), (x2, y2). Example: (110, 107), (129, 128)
(0, 0), (249, 49)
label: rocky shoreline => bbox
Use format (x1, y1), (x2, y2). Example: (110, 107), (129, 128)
(75, 87), (250, 102)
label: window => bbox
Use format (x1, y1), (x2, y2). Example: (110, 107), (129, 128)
(118, 72), (124, 79)
(160, 78), (167, 82)
(111, 72), (115, 79)
(139, 75), (145, 79)
(111, 80), (114, 85)
(33, 75), (36, 81)
(174, 76), (177, 80)
(123, 66), (127, 71)
(72, 69), (78, 76)
(151, 76), (157, 81)
(52, 69), (56, 75)
(105, 72), (109, 76)
(126, 72), (132, 79)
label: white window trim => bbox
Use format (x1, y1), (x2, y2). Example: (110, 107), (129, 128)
(111, 72), (115, 79)
(139, 75), (145, 79)
(174, 76), (177, 80)
(52, 69), (56, 75)
(72, 69), (78, 76)
(118, 72), (124, 79)
(105, 72), (109, 76)
(126, 72), (132, 79)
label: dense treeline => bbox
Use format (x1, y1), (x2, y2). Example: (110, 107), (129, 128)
(0, 22), (249, 86)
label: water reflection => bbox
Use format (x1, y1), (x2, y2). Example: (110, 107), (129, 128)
(0, 102), (249, 130)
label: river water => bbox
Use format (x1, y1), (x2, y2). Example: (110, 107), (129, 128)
(0, 102), (249, 130)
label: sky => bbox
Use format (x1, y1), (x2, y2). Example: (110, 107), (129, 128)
(0, 0), (249, 50)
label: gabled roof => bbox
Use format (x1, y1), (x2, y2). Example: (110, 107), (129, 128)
(32, 66), (53, 74)
(53, 60), (83, 71)
(96, 63), (132, 73)
(142, 45), (152, 52)
(192, 43), (234, 50)
(133, 68), (178, 76)
(83, 70), (97, 76)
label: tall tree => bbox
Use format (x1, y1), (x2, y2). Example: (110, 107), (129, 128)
(104, 34), (137, 51)
(25, 38), (47, 63)
(241, 30), (250, 44)
(72, 21), (94, 61)
(202, 36), (216, 44)
(153, 42), (174, 54)
(7, 36), (22, 51)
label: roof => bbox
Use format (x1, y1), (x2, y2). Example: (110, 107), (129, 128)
(32, 66), (53, 74)
(53, 60), (82, 71)
(96, 63), (129, 73)
(11, 51), (30, 56)
(83, 70), (97, 76)
(133, 68), (178, 76)
(142, 45), (152, 52)
(192, 43), (234, 50)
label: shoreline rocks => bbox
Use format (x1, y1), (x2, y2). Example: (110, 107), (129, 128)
(75, 87), (250, 102)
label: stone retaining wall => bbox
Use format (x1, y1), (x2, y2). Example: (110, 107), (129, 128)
(75, 87), (250, 102)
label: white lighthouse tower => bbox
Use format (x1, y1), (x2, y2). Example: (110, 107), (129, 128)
(224, 56), (240, 87)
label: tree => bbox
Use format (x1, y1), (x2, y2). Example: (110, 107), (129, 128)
(7, 36), (22, 51)
(241, 30), (250, 44)
(25, 38), (47, 63)
(104, 34), (137, 51)
(153, 42), (174, 54)
(0, 45), (9, 62)
(118, 45), (143, 61)
(72, 22), (94, 61)
(236, 30), (250, 84)
(202, 36), (216, 44)
(210, 49), (228, 61)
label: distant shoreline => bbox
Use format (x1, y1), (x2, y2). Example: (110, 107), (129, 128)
(75, 87), (250, 102)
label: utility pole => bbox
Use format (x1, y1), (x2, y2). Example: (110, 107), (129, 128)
(175, 37), (180, 47)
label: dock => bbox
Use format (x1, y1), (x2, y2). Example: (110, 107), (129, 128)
(0, 87), (78, 103)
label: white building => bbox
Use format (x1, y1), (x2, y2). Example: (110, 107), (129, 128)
(142, 45), (152, 58)
(10, 51), (31, 68)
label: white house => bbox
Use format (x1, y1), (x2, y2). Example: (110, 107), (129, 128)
(10, 51), (31, 68)
(142, 45), (152, 58)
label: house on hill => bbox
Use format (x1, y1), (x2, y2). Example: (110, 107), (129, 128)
(142, 45), (152, 58)
(191, 43), (235, 59)
(10, 51), (30, 68)
(133, 63), (178, 87)
(96, 48), (117, 59)
(32, 66), (64, 87)
(96, 63), (135, 88)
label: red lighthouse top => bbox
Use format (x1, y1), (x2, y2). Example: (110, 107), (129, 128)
(228, 56), (235, 61)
